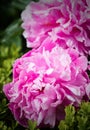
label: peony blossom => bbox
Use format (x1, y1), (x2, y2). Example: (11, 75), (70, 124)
(21, 0), (90, 54)
(3, 41), (90, 128)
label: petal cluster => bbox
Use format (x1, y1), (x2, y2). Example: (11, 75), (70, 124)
(3, 41), (90, 127)
(21, 0), (90, 54)
(3, 0), (90, 128)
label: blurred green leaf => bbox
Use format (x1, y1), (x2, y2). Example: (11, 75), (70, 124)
(28, 120), (37, 130)
(0, 19), (22, 47)
(58, 105), (75, 130)
(11, 0), (30, 10)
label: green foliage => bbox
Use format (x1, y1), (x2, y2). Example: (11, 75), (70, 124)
(0, 19), (22, 47)
(77, 102), (90, 130)
(0, 1), (25, 129)
(58, 102), (90, 130)
(28, 120), (40, 130)
(58, 105), (76, 130)
(0, 44), (21, 87)
(0, 43), (22, 130)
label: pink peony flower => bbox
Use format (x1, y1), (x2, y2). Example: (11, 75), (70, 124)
(21, 0), (90, 54)
(3, 41), (90, 128)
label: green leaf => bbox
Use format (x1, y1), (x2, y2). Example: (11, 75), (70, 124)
(11, 0), (30, 10)
(58, 120), (69, 130)
(1, 19), (22, 47)
(77, 102), (90, 130)
(58, 105), (75, 130)
(28, 120), (37, 130)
